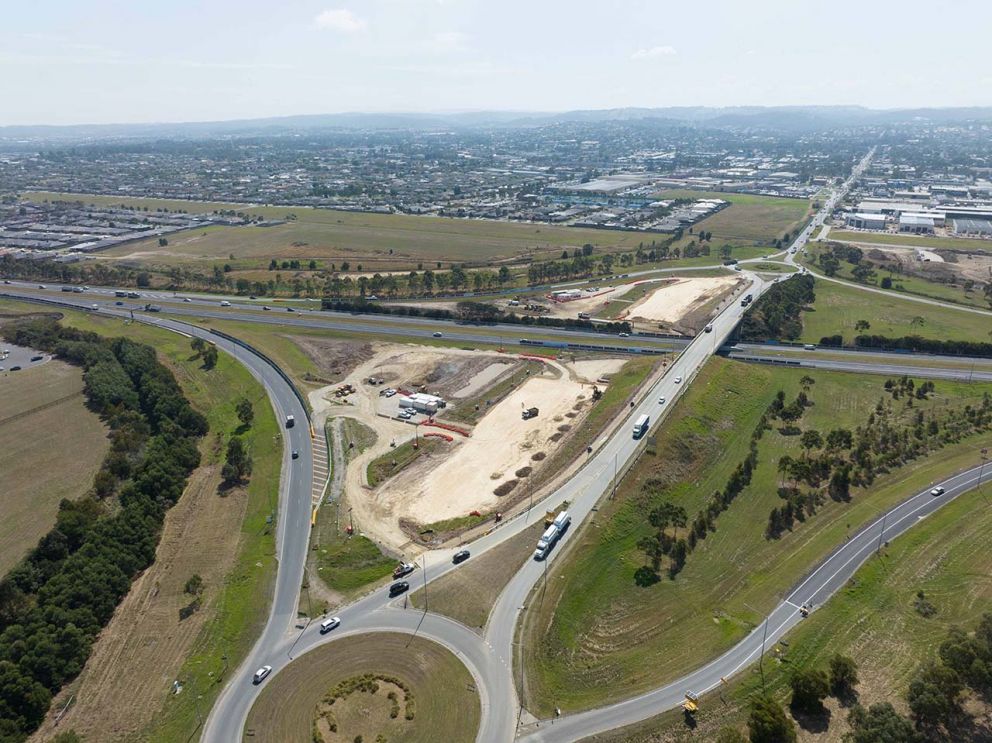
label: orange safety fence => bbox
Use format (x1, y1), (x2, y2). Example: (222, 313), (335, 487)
(422, 432), (454, 442)
(423, 421), (471, 437)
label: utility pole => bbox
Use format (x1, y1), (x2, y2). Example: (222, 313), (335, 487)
(876, 510), (887, 554)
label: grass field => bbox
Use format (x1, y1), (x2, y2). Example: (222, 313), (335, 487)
(801, 278), (992, 345)
(519, 357), (992, 716)
(829, 229), (992, 252)
(588, 481), (992, 743)
(654, 189), (812, 244)
(802, 243), (990, 310)
(0, 358), (108, 577)
(244, 633), (480, 743)
(26, 190), (650, 268)
(0, 299), (282, 742)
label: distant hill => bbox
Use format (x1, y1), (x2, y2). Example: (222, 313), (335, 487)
(3, 105), (992, 146)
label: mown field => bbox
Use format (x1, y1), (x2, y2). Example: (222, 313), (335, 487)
(520, 356), (992, 716)
(801, 278), (992, 345)
(0, 298), (282, 742)
(244, 633), (480, 743)
(654, 189), (812, 244)
(0, 357), (108, 576)
(588, 481), (992, 743)
(829, 229), (992, 252)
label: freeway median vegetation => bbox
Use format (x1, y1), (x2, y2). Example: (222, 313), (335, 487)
(519, 357), (992, 716)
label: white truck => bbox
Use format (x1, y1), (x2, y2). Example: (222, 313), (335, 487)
(534, 511), (571, 560)
(633, 414), (650, 439)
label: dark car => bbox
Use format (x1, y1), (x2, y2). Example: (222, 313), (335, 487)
(30, 355), (43, 362)
(9, 366), (21, 371)
(452, 549), (471, 564)
(292, 450), (299, 460)
(388, 581), (410, 596)
(286, 307), (296, 312)
(115, 301), (124, 306)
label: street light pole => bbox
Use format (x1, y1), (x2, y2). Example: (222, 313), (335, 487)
(876, 510), (887, 554)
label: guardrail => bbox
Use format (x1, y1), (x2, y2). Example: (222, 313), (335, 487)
(207, 328), (312, 423)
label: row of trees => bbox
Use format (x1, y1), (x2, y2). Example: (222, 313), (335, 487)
(740, 274), (816, 341)
(0, 320), (207, 741)
(635, 393), (778, 584)
(320, 297), (633, 334)
(767, 377), (992, 540)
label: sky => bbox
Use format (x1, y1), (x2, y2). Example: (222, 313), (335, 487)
(3, 0), (992, 126)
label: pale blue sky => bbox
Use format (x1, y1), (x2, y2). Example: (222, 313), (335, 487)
(3, 0), (991, 125)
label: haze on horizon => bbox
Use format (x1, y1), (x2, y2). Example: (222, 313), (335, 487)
(3, 0), (991, 127)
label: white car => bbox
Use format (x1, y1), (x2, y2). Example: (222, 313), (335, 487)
(658, 396), (666, 404)
(930, 486), (945, 497)
(252, 665), (272, 684)
(674, 376), (683, 384)
(384, 388), (397, 397)
(320, 617), (341, 633)
(432, 331), (443, 338)
(220, 300), (231, 307)
(619, 332), (630, 338)
(183, 297), (192, 302)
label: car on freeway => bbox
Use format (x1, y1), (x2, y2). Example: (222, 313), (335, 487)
(319, 616), (341, 633)
(432, 331), (443, 337)
(38, 285), (46, 289)
(220, 300), (231, 307)
(115, 301), (124, 305)
(91, 304), (98, 309)
(658, 396), (666, 404)
(292, 450), (299, 460)
(393, 562), (415, 579)
(452, 549), (471, 564)
(619, 332), (630, 337)
(183, 297), (192, 302)
(674, 376), (683, 384)
(249, 295), (257, 299)
(252, 665), (273, 684)
(930, 486), (945, 496)
(388, 581), (410, 596)
(287, 307), (295, 312)
(263, 306), (270, 310)
(2, 280), (10, 284)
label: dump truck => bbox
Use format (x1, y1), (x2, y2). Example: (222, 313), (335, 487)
(522, 407), (539, 420)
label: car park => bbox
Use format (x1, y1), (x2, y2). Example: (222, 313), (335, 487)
(452, 549), (471, 564)
(930, 486), (945, 496)
(252, 665), (272, 684)
(389, 581), (410, 596)
(319, 616), (341, 633)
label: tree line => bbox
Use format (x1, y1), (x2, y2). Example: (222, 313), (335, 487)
(0, 319), (207, 741)
(636, 393), (776, 585)
(320, 297), (633, 334)
(819, 333), (992, 359)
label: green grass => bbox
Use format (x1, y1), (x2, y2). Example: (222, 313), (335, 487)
(830, 229), (992, 252)
(653, 189), (812, 244)
(801, 278), (992, 345)
(520, 356), (992, 716)
(367, 437), (442, 488)
(0, 299), (282, 741)
(589, 479), (992, 743)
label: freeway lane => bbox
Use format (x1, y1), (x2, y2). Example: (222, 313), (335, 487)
(519, 461), (992, 742)
(727, 351), (992, 382)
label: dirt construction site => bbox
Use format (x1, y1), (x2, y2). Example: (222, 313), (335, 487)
(307, 341), (628, 551)
(536, 275), (742, 333)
